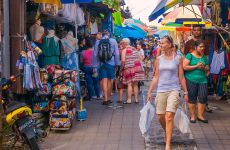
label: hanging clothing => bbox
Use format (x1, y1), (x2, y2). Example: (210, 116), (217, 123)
(23, 50), (43, 90)
(90, 21), (98, 34)
(61, 33), (78, 70)
(42, 36), (60, 66)
(75, 4), (85, 26)
(210, 51), (225, 74)
(212, 2), (222, 25)
(57, 4), (85, 25)
(228, 9), (230, 20)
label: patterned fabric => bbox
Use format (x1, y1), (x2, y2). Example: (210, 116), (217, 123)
(122, 46), (144, 84)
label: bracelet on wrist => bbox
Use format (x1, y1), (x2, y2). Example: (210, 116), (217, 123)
(184, 91), (188, 95)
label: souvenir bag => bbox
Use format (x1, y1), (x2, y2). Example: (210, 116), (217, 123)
(174, 103), (191, 134)
(139, 102), (155, 137)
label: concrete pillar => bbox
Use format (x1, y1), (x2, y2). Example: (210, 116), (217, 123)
(2, 0), (10, 78)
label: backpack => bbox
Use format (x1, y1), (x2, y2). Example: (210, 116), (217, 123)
(98, 39), (112, 63)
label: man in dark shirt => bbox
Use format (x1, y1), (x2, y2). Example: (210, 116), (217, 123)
(184, 26), (209, 56)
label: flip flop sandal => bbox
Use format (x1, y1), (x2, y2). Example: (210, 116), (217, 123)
(123, 101), (132, 104)
(102, 101), (109, 105)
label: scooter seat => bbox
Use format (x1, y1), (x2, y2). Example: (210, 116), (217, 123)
(5, 101), (27, 114)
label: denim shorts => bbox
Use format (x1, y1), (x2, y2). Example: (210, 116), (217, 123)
(186, 79), (208, 104)
(99, 64), (115, 80)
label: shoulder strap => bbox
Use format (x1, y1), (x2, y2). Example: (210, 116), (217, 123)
(190, 54), (193, 62)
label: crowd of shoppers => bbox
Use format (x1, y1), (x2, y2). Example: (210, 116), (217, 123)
(78, 27), (211, 150)
(79, 30), (160, 105)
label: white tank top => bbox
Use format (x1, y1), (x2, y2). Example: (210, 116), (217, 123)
(157, 54), (181, 92)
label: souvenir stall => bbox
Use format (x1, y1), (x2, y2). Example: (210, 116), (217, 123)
(19, 0), (121, 129)
(20, 0), (81, 130)
(205, 29), (230, 100)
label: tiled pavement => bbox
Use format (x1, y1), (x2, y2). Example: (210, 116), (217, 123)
(40, 92), (145, 150)
(40, 80), (230, 150)
(190, 97), (230, 150)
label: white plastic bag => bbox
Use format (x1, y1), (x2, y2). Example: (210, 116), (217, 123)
(139, 102), (155, 137)
(174, 105), (191, 134)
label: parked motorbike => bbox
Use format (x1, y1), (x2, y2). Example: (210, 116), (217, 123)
(1, 74), (46, 150)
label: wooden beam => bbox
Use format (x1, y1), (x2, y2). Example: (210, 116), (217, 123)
(9, 0), (25, 93)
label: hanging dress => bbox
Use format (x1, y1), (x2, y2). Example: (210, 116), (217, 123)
(42, 36), (60, 67)
(61, 37), (78, 70)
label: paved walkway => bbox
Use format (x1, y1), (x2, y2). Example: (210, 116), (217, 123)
(190, 97), (230, 150)
(40, 93), (145, 150)
(40, 80), (230, 150)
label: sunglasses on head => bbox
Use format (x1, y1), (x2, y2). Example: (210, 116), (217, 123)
(162, 35), (173, 44)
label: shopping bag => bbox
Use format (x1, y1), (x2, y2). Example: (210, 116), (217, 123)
(174, 105), (191, 134)
(139, 102), (155, 137)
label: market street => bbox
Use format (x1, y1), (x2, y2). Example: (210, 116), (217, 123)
(39, 78), (230, 150)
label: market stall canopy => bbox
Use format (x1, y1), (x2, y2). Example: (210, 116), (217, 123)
(33, 0), (62, 8)
(61, 0), (120, 11)
(188, 0), (212, 5)
(157, 25), (175, 31)
(161, 5), (202, 24)
(114, 26), (145, 39)
(123, 19), (148, 33)
(61, 0), (94, 3)
(148, 0), (192, 21)
(153, 30), (169, 37)
(123, 18), (146, 26)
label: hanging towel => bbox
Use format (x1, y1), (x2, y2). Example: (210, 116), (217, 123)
(210, 51), (225, 74)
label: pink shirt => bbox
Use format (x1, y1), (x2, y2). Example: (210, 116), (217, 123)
(82, 49), (93, 67)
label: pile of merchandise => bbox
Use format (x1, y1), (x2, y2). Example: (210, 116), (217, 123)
(48, 68), (77, 130)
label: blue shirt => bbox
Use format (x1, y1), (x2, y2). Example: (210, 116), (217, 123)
(92, 36), (120, 68)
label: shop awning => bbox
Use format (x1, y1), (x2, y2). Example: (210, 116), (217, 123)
(161, 5), (202, 24)
(114, 26), (145, 39)
(61, 0), (93, 4)
(33, 0), (62, 8)
(153, 30), (169, 37)
(148, 0), (192, 21)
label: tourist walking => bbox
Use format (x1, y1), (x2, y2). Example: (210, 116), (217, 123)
(183, 39), (209, 123)
(143, 44), (152, 79)
(118, 40), (126, 103)
(121, 38), (144, 104)
(93, 30), (120, 105)
(147, 35), (188, 150)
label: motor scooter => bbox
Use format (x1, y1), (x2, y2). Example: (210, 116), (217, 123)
(1, 74), (46, 150)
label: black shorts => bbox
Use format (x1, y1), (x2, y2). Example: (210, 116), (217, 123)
(186, 79), (208, 104)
